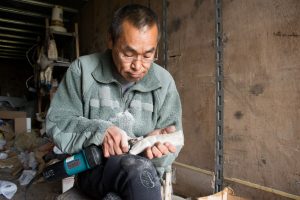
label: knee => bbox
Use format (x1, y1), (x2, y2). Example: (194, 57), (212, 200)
(120, 155), (155, 172)
(120, 155), (160, 187)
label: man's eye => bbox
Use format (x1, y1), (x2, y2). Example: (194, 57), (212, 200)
(143, 54), (153, 59)
(124, 52), (134, 57)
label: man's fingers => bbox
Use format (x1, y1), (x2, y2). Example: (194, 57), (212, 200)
(164, 125), (176, 134)
(147, 125), (176, 136)
(105, 126), (129, 155)
(165, 142), (176, 153)
(152, 146), (162, 158)
(102, 138), (109, 158)
(147, 129), (161, 136)
(111, 132), (123, 155)
(103, 137), (109, 157)
(148, 125), (176, 136)
(145, 147), (154, 159)
(156, 142), (169, 155)
(106, 134), (115, 156)
(113, 143), (123, 155)
(120, 130), (129, 152)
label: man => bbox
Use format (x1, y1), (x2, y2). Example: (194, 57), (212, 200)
(46, 4), (183, 200)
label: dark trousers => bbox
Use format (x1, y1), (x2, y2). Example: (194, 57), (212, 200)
(77, 154), (162, 200)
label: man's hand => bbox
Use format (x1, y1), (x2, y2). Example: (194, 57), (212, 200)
(144, 125), (177, 159)
(103, 126), (129, 158)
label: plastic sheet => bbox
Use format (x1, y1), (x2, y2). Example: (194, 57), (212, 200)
(0, 180), (17, 199)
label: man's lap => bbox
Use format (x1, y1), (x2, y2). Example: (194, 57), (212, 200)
(77, 154), (162, 200)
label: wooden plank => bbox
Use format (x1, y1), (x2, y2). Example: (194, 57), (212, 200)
(223, 0), (300, 196)
(168, 0), (215, 171)
(75, 23), (79, 58)
(0, 111), (26, 119)
(167, 0), (215, 196)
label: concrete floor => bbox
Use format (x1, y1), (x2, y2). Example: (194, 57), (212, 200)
(0, 166), (186, 200)
(0, 178), (186, 200)
(0, 176), (61, 200)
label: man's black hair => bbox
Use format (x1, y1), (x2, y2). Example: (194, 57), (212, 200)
(109, 4), (160, 44)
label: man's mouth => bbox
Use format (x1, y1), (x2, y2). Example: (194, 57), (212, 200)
(129, 73), (142, 78)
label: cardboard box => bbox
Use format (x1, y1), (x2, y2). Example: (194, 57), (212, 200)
(14, 118), (26, 134)
(197, 187), (247, 200)
(0, 111), (30, 134)
(0, 111), (26, 119)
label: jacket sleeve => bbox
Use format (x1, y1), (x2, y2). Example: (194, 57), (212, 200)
(151, 78), (184, 178)
(46, 60), (113, 154)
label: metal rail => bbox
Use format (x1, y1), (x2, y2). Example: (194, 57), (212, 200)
(162, 0), (168, 69)
(0, 26), (40, 34)
(0, 6), (49, 18)
(0, 55), (25, 59)
(0, 48), (26, 53)
(0, 18), (44, 28)
(214, 0), (224, 193)
(9, 0), (78, 13)
(0, 52), (25, 56)
(0, 6), (69, 22)
(0, 33), (37, 41)
(0, 44), (28, 49)
(0, 39), (32, 45)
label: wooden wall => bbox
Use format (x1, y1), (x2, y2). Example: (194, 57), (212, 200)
(170, 0), (300, 199)
(78, 0), (300, 199)
(167, 0), (216, 197)
(223, 0), (300, 198)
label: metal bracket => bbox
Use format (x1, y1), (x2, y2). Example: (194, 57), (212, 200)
(162, 0), (168, 69)
(214, 0), (224, 193)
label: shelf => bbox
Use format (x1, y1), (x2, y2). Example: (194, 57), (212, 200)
(49, 29), (76, 37)
(36, 19), (79, 115)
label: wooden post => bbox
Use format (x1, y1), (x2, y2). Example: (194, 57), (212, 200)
(75, 23), (80, 58)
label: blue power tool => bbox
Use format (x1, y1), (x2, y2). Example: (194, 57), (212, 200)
(43, 145), (103, 181)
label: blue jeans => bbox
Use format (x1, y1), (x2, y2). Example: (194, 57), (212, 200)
(77, 154), (162, 200)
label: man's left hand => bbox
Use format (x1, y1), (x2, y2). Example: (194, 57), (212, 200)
(144, 126), (177, 159)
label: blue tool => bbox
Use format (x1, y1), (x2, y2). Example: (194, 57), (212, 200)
(43, 145), (103, 181)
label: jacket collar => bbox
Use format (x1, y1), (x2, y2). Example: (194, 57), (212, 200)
(92, 49), (161, 92)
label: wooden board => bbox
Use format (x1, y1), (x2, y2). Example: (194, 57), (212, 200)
(223, 0), (300, 197)
(167, 0), (216, 196)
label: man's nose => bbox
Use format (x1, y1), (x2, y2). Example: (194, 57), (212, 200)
(131, 59), (143, 71)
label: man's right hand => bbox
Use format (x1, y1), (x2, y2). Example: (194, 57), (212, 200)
(103, 126), (129, 158)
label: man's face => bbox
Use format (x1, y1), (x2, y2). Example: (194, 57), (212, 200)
(111, 20), (159, 82)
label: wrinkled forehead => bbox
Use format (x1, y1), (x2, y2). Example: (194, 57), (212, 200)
(117, 21), (159, 52)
